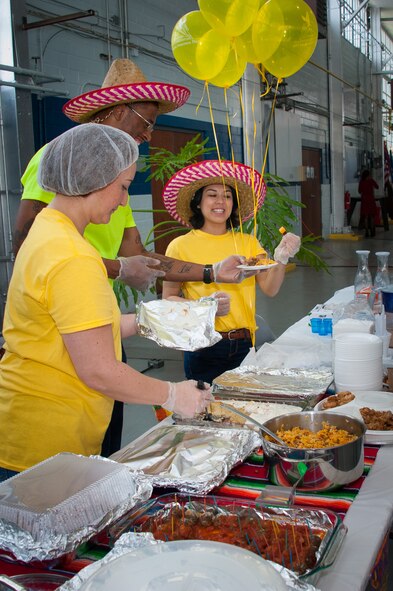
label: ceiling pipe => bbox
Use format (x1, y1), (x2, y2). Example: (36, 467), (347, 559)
(0, 63), (64, 82)
(0, 80), (69, 97)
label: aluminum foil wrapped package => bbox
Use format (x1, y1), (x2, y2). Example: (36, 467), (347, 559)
(136, 298), (222, 351)
(212, 366), (334, 406)
(111, 424), (262, 494)
(57, 533), (320, 591)
(0, 453), (152, 562)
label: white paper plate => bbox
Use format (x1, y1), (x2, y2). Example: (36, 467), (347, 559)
(237, 262), (279, 270)
(78, 540), (289, 591)
(315, 391), (393, 445)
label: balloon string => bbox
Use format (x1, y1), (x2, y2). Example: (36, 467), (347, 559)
(195, 82), (207, 116)
(224, 88), (243, 239)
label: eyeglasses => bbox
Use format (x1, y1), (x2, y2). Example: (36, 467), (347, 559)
(126, 105), (154, 132)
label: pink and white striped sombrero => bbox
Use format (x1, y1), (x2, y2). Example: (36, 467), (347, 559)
(63, 59), (190, 123)
(163, 160), (266, 227)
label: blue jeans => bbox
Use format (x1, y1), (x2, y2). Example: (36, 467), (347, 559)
(0, 467), (19, 483)
(184, 337), (252, 384)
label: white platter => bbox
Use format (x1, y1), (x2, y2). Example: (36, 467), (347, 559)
(237, 262), (279, 271)
(315, 390), (393, 445)
(78, 540), (289, 591)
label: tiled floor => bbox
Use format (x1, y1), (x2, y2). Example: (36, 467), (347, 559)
(121, 225), (393, 590)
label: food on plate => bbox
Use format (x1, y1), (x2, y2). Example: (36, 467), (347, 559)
(206, 400), (302, 426)
(139, 504), (325, 574)
(360, 407), (393, 430)
(274, 422), (357, 448)
(322, 391), (355, 409)
(244, 254), (275, 266)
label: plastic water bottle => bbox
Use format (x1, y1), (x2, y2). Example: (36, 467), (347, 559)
(354, 250), (373, 300)
(374, 251), (391, 290)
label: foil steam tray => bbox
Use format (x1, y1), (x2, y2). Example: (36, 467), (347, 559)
(173, 398), (308, 431)
(110, 424), (262, 495)
(0, 453), (152, 562)
(212, 366), (334, 406)
(107, 494), (347, 580)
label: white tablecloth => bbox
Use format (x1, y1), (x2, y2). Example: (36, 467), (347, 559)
(279, 285), (393, 591)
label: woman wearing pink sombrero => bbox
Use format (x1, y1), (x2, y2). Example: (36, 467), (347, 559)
(162, 160), (301, 384)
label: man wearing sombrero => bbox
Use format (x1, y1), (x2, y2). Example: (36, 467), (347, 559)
(12, 59), (255, 455)
(162, 160), (301, 384)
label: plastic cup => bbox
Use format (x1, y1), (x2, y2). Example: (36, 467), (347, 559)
(310, 318), (322, 333)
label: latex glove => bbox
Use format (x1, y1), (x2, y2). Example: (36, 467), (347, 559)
(211, 291), (231, 316)
(117, 255), (165, 291)
(273, 233), (301, 265)
(163, 381), (213, 418)
(212, 255), (260, 284)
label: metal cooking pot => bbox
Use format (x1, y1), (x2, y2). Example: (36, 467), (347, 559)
(261, 411), (366, 491)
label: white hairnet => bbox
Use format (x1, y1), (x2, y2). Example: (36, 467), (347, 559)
(38, 123), (139, 196)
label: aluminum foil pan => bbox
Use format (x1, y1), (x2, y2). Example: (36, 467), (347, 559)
(110, 424), (262, 495)
(109, 495), (345, 579)
(136, 298), (221, 351)
(174, 399), (307, 431)
(212, 367), (334, 406)
(58, 532), (320, 591)
(0, 454), (152, 563)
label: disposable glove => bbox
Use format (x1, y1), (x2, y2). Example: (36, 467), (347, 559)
(163, 381), (213, 418)
(273, 233), (301, 265)
(211, 291), (230, 316)
(117, 255), (165, 291)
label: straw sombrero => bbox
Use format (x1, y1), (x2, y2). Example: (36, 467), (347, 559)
(63, 59), (190, 123)
(163, 160), (266, 227)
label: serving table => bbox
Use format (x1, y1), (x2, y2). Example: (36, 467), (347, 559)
(0, 286), (392, 591)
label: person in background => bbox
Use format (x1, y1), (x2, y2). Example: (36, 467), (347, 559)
(13, 59), (253, 456)
(0, 124), (213, 483)
(161, 160), (301, 384)
(358, 169), (378, 238)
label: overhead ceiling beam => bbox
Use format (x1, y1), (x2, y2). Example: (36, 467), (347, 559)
(342, 0), (368, 30)
(22, 10), (96, 30)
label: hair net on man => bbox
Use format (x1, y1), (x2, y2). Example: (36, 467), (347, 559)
(38, 123), (139, 196)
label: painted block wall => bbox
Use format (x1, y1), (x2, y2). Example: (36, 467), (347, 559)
(23, 0), (382, 236)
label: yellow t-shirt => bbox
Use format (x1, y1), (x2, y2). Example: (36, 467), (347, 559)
(21, 145), (136, 260)
(165, 230), (265, 335)
(0, 209), (121, 472)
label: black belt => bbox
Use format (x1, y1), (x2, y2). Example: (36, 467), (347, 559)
(219, 328), (251, 340)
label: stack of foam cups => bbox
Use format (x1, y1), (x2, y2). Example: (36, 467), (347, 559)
(334, 332), (383, 392)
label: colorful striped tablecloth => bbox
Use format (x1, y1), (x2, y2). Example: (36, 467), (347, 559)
(0, 444), (382, 584)
(213, 444), (380, 518)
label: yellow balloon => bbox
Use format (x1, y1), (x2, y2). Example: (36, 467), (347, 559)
(207, 47), (247, 88)
(198, 0), (260, 37)
(252, 1), (286, 64)
(256, 0), (318, 78)
(171, 11), (230, 80)
(235, 1), (269, 63)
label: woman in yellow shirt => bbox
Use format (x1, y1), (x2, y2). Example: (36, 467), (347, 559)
(162, 160), (301, 384)
(0, 124), (212, 481)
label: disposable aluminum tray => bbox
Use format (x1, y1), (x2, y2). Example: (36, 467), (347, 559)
(212, 366), (334, 407)
(0, 453), (152, 562)
(110, 424), (261, 495)
(107, 494), (347, 580)
(173, 398), (308, 431)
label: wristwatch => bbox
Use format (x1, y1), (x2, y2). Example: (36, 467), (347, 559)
(203, 264), (213, 284)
